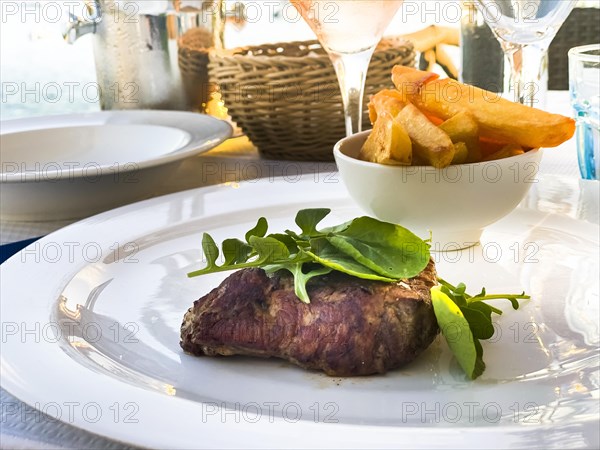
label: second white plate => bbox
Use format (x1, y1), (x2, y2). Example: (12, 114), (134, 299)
(0, 111), (232, 220)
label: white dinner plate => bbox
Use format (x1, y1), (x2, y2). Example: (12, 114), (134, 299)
(0, 111), (232, 220)
(1, 174), (598, 449)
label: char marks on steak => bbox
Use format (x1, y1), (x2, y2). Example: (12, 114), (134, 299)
(180, 261), (439, 376)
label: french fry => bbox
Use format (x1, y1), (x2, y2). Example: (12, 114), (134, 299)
(395, 103), (455, 168)
(411, 153), (428, 166)
(391, 66), (439, 103)
(420, 49), (437, 73)
(392, 66), (438, 94)
(435, 45), (459, 80)
(400, 25), (459, 53)
(483, 144), (525, 162)
(439, 111), (482, 163)
(451, 142), (469, 165)
(426, 115), (444, 126)
(388, 118), (413, 164)
(392, 66), (576, 148)
(359, 113), (412, 166)
(368, 89), (406, 123)
(479, 137), (509, 157)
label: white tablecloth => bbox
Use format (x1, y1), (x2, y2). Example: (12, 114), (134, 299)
(0, 92), (594, 449)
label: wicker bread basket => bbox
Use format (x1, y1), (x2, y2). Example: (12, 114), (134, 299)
(178, 28), (219, 111)
(207, 38), (415, 161)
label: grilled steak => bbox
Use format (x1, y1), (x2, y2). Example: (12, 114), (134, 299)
(180, 261), (439, 376)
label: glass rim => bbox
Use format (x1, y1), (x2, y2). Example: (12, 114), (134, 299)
(568, 44), (600, 62)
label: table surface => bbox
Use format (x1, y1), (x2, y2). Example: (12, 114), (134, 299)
(0, 91), (595, 449)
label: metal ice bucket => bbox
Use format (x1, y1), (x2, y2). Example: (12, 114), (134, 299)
(64, 0), (227, 112)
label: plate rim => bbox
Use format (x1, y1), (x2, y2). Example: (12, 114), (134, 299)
(0, 110), (233, 182)
(1, 174), (598, 448)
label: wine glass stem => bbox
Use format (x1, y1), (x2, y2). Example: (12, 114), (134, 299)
(329, 48), (376, 136)
(503, 42), (548, 108)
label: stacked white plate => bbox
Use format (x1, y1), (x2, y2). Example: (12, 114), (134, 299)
(0, 111), (232, 220)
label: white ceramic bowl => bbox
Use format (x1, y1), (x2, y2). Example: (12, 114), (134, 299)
(334, 130), (543, 249)
(0, 111), (232, 221)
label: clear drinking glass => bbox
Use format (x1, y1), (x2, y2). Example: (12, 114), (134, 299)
(569, 44), (600, 180)
(475, 0), (576, 107)
(291, 0), (404, 136)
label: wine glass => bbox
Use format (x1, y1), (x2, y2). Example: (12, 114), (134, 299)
(291, 0), (404, 136)
(475, 0), (576, 107)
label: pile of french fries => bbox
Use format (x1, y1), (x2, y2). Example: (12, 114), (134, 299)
(360, 66), (576, 168)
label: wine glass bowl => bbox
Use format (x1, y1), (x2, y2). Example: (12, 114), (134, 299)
(475, 0), (576, 107)
(291, 0), (403, 136)
(479, 0), (576, 44)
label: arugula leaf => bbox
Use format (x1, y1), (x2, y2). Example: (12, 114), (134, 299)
(319, 220), (352, 235)
(460, 303), (494, 340)
(267, 233), (300, 253)
(265, 262), (333, 303)
(327, 217), (430, 279)
(222, 239), (253, 265)
(187, 235), (297, 278)
(201, 233), (220, 270)
(438, 278), (529, 313)
(295, 208), (331, 237)
(470, 293), (522, 310)
(431, 287), (485, 380)
(307, 238), (395, 282)
(248, 236), (291, 263)
(473, 339), (486, 380)
(245, 217), (268, 243)
(433, 279), (529, 379)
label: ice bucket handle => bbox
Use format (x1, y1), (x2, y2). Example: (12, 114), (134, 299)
(62, 1), (101, 44)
